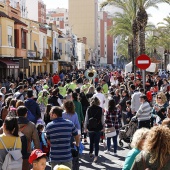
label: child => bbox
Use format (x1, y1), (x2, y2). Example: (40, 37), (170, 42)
(36, 124), (48, 153)
(126, 100), (133, 123)
(29, 149), (46, 170)
(53, 165), (71, 170)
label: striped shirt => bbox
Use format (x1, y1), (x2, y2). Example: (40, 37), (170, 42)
(136, 101), (151, 121)
(46, 117), (78, 163)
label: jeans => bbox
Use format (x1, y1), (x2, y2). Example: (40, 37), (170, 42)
(51, 161), (72, 170)
(106, 131), (118, 153)
(138, 120), (150, 129)
(89, 131), (101, 156)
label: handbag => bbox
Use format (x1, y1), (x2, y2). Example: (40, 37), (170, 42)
(105, 127), (116, 138)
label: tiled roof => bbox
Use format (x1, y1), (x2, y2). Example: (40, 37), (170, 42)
(0, 11), (10, 19)
(12, 17), (27, 26)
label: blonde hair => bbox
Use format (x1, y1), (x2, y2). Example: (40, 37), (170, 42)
(144, 126), (170, 168)
(87, 86), (95, 94)
(156, 92), (167, 104)
(131, 128), (149, 149)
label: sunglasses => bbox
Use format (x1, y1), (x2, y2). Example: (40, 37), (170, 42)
(157, 97), (161, 99)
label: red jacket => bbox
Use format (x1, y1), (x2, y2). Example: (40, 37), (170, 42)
(52, 75), (60, 84)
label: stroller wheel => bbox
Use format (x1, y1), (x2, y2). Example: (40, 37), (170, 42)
(119, 140), (123, 147)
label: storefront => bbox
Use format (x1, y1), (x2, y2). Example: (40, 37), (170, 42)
(0, 59), (19, 79)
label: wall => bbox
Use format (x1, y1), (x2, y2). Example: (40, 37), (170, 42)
(26, 0), (38, 21)
(0, 17), (15, 57)
(69, 0), (98, 50)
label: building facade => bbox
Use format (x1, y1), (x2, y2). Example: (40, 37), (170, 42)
(25, 0), (38, 21)
(69, 0), (98, 65)
(38, 0), (46, 23)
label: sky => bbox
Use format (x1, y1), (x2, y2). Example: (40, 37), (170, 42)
(43, 0), (170, 25)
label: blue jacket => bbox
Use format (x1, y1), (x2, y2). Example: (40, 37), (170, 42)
(25, 98), (41, 121)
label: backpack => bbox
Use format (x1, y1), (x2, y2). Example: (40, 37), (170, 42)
(0, 137), (22, 170)
(88, 114), (98, 130)
(27, 109), (36, 123)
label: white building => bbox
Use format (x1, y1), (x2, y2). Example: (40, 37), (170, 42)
(77, 42), (86, 69)
(26, 0), (38, 21)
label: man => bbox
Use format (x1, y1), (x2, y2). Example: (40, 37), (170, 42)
(46, 106), (80, 169)
(131, 85), (142, 115)
(24, 89), (41, 123)
(58, 82), (66, 97)
(0, 87), (6, 102)
(17, 106), (40, 170)
(52, 72), (60, 85)
(136, 94), (151, 128)
(69, 78), (77, 91)
(93, 86), (106, 109)
(13, 85), (24, 101)
(7, 83), (15, 94)
(101, 79), (109, 95)
(81, 78), (90, 94)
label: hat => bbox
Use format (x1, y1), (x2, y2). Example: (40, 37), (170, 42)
(53, 165), (71, 170)
(28, 149), (46, 164)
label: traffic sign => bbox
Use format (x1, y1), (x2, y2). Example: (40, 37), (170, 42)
(136, 54), (151, 70)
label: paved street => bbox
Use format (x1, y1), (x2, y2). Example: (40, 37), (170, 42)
(46, 140), (130, 170)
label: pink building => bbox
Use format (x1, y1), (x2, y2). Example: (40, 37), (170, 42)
(38, 0), (46, 23)
(98, 11), (113, 65)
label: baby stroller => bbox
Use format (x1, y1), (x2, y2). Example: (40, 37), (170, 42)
(119, 116), (138, 148)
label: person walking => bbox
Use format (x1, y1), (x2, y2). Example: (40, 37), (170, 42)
(104, 99), (122, 155)
(46, 106), (80, 170)
(84, 97), (104, 163)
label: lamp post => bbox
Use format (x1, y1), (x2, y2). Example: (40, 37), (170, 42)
(164, 51), (168, 70)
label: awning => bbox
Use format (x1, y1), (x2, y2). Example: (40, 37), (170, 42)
(0, 59), (19, 69)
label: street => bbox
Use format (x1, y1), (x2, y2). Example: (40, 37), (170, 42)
(45, 140), (130, 170)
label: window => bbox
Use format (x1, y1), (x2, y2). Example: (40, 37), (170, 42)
(0, 25), (1, 46)
(21, 30), (26, 49)
(8, 26), (13, 46)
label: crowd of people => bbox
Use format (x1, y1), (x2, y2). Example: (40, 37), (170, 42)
(0, 68), (170, 170)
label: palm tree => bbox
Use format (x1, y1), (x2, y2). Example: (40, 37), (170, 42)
(101, 0), (139, 72)
(101, 0), (170, 71)
(136, 0), (170, 55)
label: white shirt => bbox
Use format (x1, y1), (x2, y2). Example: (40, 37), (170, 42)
(93, 92), (106, 109)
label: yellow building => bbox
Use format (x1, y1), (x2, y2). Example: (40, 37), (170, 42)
(69, 0), (98, 50)
(0, 2), (18, 79)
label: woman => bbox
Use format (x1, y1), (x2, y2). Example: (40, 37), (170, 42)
(62, 101), (81, 134)
(1, 96), (12, 121)
(72, 92), (84, 127)
(86, 86), (95, 101)
(160, 78), (169, 93)
(131, 125), (170, 170)
(151, 92), (169, 126)
(117, 90), (129, 125)
(122, 128), (149, 170)
(37, 90), (48, 120)
(79, 92), (90, 143)
(0, 116), (22, 169)
(104, 99), (122, 155)
(16, 100), (24, 108)
(84, 97), (104, 163)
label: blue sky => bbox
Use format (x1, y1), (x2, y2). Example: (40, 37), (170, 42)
(44, 0), (170, 25)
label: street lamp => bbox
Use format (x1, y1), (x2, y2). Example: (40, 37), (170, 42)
(164, 51), (168, 70)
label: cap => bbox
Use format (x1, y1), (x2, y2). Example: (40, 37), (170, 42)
(53, 164), (71, 170)
(28, 149), (46, 164)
